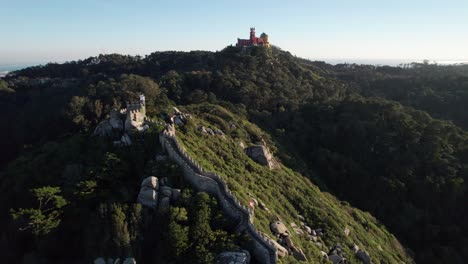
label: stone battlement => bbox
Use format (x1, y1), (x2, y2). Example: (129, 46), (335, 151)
(160, 125), (277, 264)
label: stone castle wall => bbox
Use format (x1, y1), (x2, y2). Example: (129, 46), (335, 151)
(159, 126), (277, 264)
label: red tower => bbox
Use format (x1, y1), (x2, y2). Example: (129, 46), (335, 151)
(250, 27), (256, 44)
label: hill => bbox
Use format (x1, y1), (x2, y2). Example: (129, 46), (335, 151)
(0, 46), (467, 263)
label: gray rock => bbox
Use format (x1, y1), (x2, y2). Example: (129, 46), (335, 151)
(304, 226), (312, 234)
(141, 176), (158, 190)
(352, 244), (360, 253)
(329, 254), (346, 264)
(122, 258), (136, 264)
(320, 251), (328, 258)
(215, 250), (250, 264)
(311, 229), (317, 236)
(344, 226), (350, 236)
(94, 258), (106, 264)
(214, 129), (224, 135)
(356, 250), (372, 264)
(137, 188), (157, 208)
(160, 186), (172, 197)
(297, 215), (305, 221)
(270, 221), (289, 236)
(266, 237), (288, 258)
(244, 144), (279, 169)
(93, 120), (113, 137)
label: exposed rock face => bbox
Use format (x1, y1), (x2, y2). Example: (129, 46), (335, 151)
(137, 187), (158, 208)
(141, 176), (159, 190)
(244, 144), (279, 169)
(215, 251), (250, 264)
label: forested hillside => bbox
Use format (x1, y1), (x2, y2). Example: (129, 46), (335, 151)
(1, 46), (467, 263)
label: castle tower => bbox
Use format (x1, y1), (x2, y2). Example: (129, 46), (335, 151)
(139, 94), (145, 106)
(250, 27), (256, 44)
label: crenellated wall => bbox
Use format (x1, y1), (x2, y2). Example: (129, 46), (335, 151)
(159, 125), (278, 264)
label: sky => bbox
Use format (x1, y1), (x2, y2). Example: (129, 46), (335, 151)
(1, 0), (468, 66)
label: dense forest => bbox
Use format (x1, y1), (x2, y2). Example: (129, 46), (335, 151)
(0, 46), (467, 263)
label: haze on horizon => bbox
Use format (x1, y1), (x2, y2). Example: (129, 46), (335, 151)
(1, 0), (468, 66)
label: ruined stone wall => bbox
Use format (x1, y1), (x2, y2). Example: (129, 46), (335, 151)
(159, 128), (277, 264)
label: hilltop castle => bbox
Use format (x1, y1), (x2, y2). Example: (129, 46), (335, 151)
(237, 28), (270, 48)
(123, 94), (147, 131)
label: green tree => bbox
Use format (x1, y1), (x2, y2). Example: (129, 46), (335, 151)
(10, 186), (68, 236)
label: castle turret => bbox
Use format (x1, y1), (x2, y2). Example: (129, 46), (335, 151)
(250, 27), (256, 44)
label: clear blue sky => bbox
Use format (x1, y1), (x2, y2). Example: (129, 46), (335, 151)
(1, 0), (468, 65)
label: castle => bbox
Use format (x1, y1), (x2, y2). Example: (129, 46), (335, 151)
(122, 94), (147, 131)
(237, 28), (270, 47)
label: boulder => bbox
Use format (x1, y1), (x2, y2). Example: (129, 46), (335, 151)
(297, 215), (305, 221)
(344, 226), (350, 236)
(311, 229), (317, 236)
(356, 250), (372, 264)
(122, 258), (136, 264)
(328, 254), (346, 264)
(141, 176), (158, 190)
(293, 227), (304, 235)
(352, 244), (360, 253)
(198, 126), (208, 134)
(267, 238), (288, 258)
(137, 188), (158, 208)
(214, 129), (224, 136)
(304, 226), (312, 234)
(113, 259), (121, 264)
(215, 250), (250, 264)
(270, 221), (289, 236)
(290, 222), (297, 228)
(94, 258), (106, 264)
(320, 251), (328, 258)
(244, 145), (278, 169)
(160, 186), (172, 197)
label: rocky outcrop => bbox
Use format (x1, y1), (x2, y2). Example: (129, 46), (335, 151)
(244, 144), (279, 169)
(137, 176), (159, 208)
(137, 176), (180, 211)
